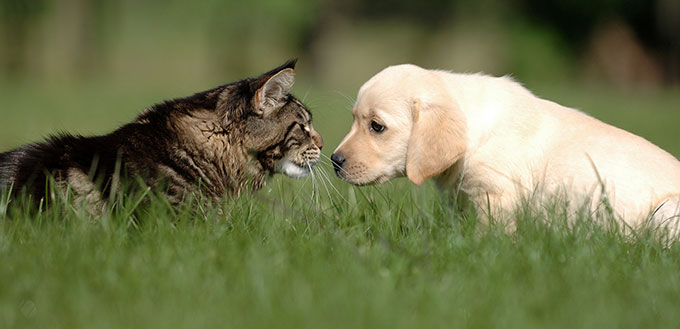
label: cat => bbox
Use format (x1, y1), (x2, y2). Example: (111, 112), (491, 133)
(0, 59), (323, 205)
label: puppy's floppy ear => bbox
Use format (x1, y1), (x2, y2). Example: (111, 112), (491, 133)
(406, 98), (466, 185)
(253, 66), (295, 117)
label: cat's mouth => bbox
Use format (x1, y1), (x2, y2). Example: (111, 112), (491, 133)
(274, 158), (317, 178)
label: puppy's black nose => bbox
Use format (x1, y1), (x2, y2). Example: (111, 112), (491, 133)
(331, 152), (346, 173)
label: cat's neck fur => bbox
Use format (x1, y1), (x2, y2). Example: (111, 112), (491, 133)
(135, 88), (266, 197)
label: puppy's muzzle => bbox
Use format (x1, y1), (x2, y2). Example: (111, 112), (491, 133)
(331, 152), (346, 175)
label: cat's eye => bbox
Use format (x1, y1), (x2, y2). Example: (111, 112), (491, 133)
(369, 120), (385, 133)
(298, 122), (310, 135)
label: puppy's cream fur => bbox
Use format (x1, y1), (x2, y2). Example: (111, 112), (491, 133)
(334, 64), (680, 233)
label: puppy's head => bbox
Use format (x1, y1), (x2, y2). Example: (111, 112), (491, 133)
(332, 64), (466, 185)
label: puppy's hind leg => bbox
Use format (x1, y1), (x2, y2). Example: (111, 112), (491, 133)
(650, 195), (680, 244)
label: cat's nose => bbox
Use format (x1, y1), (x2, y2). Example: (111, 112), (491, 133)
(331, 152), (345, 173)
(311, 130), (323, 150)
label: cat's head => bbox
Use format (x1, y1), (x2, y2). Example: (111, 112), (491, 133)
(218, 60), (323, 178)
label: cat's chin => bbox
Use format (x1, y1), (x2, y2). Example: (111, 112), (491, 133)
(274, 159), (312, 179)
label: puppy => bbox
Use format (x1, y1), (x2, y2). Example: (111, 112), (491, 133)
(332, 64), (680, 234)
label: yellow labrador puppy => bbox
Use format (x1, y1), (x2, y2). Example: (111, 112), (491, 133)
(332, 64), (680, 234)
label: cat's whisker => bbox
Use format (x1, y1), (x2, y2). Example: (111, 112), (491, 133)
(306, 160), (320, 205)
(316, 164), (348, 203)
(312, 165), (334, 204)
(332, 91), (356, 111)
(311, 162), (338, 200)
(308, 168), (315, 203)
(291, 175), (311, 206)
(315, 164), (334, 188)
(322, 168), (348, 201)
(317, 165), (340, 201)
(301, 86), (312, 103)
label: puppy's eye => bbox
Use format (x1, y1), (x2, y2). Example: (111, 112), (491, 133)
(369, 120), (385, 133)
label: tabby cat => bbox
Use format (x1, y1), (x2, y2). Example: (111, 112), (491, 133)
(0, 60), (323, 204)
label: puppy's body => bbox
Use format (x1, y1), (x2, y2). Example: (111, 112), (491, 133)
(439, 73), (680, 221)
(333, 64), (680, 232)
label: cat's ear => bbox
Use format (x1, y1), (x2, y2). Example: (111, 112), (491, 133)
(253, 66), (295, 117)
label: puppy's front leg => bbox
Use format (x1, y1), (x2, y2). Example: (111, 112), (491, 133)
(472, 192), (518, 232)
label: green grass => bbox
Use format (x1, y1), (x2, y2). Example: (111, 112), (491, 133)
(1, 177), (679, 329)
(1, 81), (680, 329)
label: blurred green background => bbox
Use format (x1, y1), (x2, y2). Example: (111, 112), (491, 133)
(2, 3), (680, 328)
(0, 0), (679, 155)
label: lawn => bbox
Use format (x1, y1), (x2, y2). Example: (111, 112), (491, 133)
(1, 80), (680, 329)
